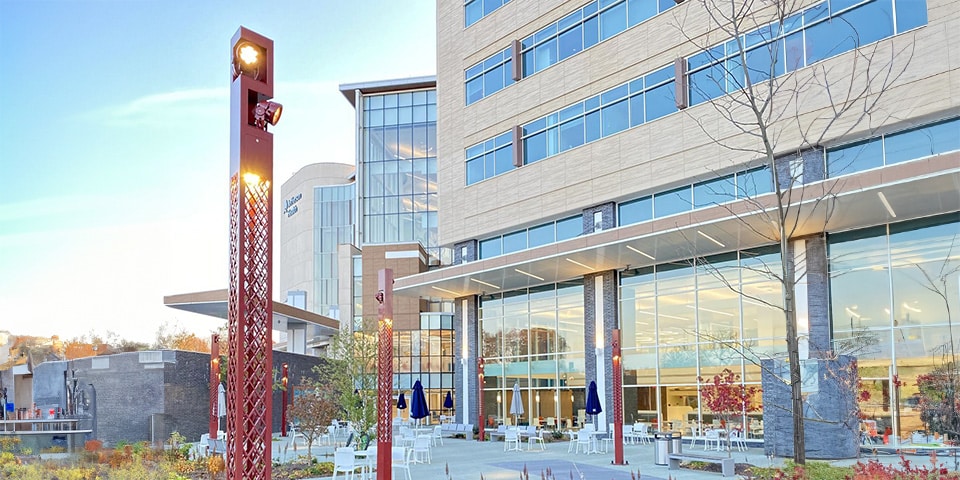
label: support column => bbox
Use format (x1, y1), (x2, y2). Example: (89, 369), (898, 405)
(804, 234), (831, 357)
(584, 270), (618, 429)
(454, 296), (479, 426)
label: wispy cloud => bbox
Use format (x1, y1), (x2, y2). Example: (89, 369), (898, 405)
(83, 81), (340, 128)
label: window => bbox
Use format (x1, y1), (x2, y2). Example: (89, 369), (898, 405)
(466, 132), (514, 185)
(465, 47), (515, 105)
(465, 0), (511, 27)
(519, 64), (675, 166)
(827, 117), (960, 177)
(686, 0), (924, 106)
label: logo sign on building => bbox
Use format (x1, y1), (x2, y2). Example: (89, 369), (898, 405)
(284, 193), (302, 217)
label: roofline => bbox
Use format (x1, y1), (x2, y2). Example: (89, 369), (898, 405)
(339, 75), (436, 107)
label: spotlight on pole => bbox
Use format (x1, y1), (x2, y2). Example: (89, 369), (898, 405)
(253, 101), (283, 130)
(232, 41), (265, 81)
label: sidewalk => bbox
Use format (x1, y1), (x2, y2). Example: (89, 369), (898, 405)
(265, 434), (960, 480)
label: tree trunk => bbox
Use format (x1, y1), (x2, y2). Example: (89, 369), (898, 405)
(783, 246), (806, 464)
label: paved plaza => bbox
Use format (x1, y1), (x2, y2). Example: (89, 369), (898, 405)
(260, 433), (960, 480)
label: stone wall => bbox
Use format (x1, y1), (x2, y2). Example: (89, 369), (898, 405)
(31, 350), (325, 446)
(761, 356), (859, 459)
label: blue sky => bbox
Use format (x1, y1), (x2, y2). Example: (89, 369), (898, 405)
(0, 1), (436, 342)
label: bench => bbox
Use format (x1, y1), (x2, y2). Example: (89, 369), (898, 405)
(439, 423), (473, 438)
(668, 452), (735, 477)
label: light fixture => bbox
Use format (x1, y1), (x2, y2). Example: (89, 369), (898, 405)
(470, 278), (500, 289)
(626, 245), (655, 260)
(845, 307), (861, 319)
(497, 393), (502, 403)
(565, 258), (592, 270)
(253, 100), (283, 130)
(243, 172), (262, 186)
(902, 302), (921, 313)
(232, 41), (265, 81)
(514, 268), (544, 281)
(877, 191), (897, 218)
(431, 286), (461, 296)
(697, 230), (726, 248)
(685, 304), (735, 317)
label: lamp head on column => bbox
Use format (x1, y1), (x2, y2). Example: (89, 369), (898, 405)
(253, 101), (283, 130)
(232, 41), (266, 82)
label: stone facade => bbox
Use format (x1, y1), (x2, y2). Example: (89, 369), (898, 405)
(761, 356), (859, 459)
(31, 350), (324, 446)
(454, 295), (479, 425)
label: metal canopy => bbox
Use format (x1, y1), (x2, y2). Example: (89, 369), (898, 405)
(162, 289), (340, 337)
(395, 156), (959, 298)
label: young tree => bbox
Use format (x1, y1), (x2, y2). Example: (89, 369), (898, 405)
(676, 0), (914, 463)
(316, 327), (378, 444)
(288, 385), (339, 454)
(699, 368), (761, 455)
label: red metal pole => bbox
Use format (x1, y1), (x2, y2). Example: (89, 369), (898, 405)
(227, 27), (276, 480)
(376, 269), (394, 478)
(477, 357), (485, 442)
(281, 363), (288, 436)
(612, 329), (626, 465)
(210, 334), (220, 440)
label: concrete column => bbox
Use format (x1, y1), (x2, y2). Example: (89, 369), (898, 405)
(583, 270), (618, 429)
(454, 295), (479, 425)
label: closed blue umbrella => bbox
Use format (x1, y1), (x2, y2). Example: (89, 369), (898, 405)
(585, 380), (602, 418)
(410, 380), (430, 427)
(443, 391), (453, 413)
(397, 392), (407, 420)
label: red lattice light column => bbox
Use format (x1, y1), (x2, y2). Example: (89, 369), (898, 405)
(376, 269), (394, 478)
(228, 27), (279, 480)
(611, 329), (626, 465)
(210, 334), (220, 440)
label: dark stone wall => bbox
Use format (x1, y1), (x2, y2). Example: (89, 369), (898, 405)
(32, 350), (324, 446)
(583, 270), (618, 426)
(761, 356), (859, 459)
(454, 295), (478, 425)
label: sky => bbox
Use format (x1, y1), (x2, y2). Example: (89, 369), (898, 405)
(0, 1), (437, 343)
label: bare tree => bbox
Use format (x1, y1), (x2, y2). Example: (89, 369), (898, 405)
(318, 326), (379, 444)
(674, 0), (914, 463)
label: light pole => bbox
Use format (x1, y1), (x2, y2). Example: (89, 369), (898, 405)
(478, 357), (485, 442)
(376, 269), (394, 478)
(611, 329), (626, 465)
(281, 363), (289, 437)
(227, 26), (282, 480)
(210, 333), (220, 441)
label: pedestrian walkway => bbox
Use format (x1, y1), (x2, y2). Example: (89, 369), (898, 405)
(259, 433), (960, 480)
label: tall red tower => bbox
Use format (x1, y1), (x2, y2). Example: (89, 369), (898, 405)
(227, 26), (281, 480)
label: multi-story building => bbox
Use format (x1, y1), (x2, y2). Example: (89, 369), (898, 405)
(278, 162), (356, 354)
(391, 0), (959, 456)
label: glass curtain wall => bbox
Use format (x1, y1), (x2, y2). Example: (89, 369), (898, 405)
(829, 213), (960, 442)
(618, 248), (782, 432)
(393, 311), (455, 422)
(362, 90), (448, 265)
(314, 184), (355, 319)
(479, 281), (585, 427)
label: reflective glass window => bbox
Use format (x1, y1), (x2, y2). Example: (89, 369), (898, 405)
(883, 119), (960, 165)
(654, 186), (691, 217)
(737, 167), (773, 197)
(502, 231), (527, 254)
(480, 237), (502, 259)
(827, 138), (883, 176)
(618, 196), (652, 226)
(601, 99), (629, 136)
(694, 175), (736, 208)
(528, 223), (556, 248)
(895, 0), (927, 31)
(556, 216), (583, 241)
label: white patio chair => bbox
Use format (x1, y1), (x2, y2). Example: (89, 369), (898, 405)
(392, 446), (412, 480)
(546, 417), (556, 429)
(527, 428), (545, 451)
(332, 447), (356, 480)
(704, 429), (722, 451)
(566, 430), (578, 453)
(575, 430), (593, 454)
(412, 435), (432, 464)
(504, 428), (522, 452)
(431, 425), (443, 447)
(730, 429), (747, 451)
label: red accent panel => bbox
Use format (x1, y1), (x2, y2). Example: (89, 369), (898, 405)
(612, 329), (625, 465)
(210, 334), (220, 440)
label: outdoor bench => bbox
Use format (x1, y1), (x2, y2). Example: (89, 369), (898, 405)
(667, 452), (735, 477)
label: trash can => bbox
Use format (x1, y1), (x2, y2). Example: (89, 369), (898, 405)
(654, 432), (673, 465)
(670, 433), (682, 455)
